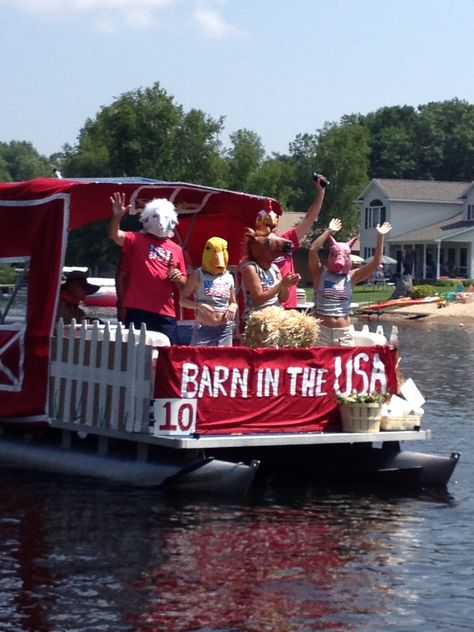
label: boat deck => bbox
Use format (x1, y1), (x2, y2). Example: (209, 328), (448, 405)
(50, 420), (429, 449)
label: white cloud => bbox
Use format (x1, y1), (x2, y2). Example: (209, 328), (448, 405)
(192, 4), (236, 39)
(8, 0), (243, 37)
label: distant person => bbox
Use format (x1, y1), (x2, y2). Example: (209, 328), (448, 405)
(254, 175), (328, 308)
(180, 237), (237, 346)
(56, 270), (100, 324)
(109, 192), (187, 343)
(309, 218), (392, 345)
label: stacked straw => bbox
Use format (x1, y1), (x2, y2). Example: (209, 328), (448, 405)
(243, 306), (320, 348)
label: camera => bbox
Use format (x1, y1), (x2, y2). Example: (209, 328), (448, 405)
(313, 173), (330, 188)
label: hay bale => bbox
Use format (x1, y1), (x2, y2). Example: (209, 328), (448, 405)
(243, 306), (320, 348)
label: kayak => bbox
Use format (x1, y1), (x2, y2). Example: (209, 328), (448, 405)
(359, 296), (440, 312)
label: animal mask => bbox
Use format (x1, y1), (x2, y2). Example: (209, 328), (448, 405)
(140, 198), (178, 238)
(244, 229), (293, 270)
(202, 237), (229, 275)
(255, 199), (279, 235)
(327, 235), (359, 275)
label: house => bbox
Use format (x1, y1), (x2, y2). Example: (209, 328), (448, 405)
(356, 179), (474, 280)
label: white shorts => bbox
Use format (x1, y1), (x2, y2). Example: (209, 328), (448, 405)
(318, 323), (355, 346)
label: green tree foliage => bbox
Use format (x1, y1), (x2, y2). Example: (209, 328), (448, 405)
(0, 141), (51, 181)
(314, 122), (370, 235)
(61, 83), (225, 185)
(415, 99), (474, 180)
(225, 129), (265, 192)
(355, 99), (474, 181)
(283, 125), (369, 239)
(249, 156), (295, 209)
(4, 87), (474, 274)
(357, 106), (418, 178)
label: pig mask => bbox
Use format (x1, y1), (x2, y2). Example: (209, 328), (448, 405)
(327, 235), (358, 275)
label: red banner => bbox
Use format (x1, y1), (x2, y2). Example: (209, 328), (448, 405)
(154, 346), (398, 435)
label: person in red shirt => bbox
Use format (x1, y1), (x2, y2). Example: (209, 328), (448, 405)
(109, 192), (187, 344)
(255, 176), (327, 308)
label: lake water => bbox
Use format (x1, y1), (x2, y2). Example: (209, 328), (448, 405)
(0, 319), (472, 631)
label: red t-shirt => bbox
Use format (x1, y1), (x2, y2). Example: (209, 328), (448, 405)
(122, 232), (186, 317)
(274, 228), (300, 308)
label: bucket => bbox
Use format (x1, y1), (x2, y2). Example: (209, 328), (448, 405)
(339, 402), (382, 433)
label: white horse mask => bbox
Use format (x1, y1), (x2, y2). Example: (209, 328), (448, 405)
(140, 198), (178, 238)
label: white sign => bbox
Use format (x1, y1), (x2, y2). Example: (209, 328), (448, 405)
(153, 398), (197, 435)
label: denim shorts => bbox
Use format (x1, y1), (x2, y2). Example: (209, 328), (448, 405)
(190, 321), (233, 346)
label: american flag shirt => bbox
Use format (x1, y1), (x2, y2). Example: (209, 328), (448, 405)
(314, 269), (353, 317)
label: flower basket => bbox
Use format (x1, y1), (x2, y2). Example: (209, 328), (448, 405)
(339, 402), (382, 433)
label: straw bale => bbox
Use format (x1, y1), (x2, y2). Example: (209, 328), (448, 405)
(243, 306), (320, 348)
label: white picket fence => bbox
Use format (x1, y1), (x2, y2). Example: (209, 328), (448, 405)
(49, 320), (158, 434)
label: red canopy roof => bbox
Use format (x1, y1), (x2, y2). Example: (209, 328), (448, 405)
(0, 177), (282, 265)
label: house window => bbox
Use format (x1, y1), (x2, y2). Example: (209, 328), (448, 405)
(363, 247), (375, 260)
(467, 204), (474, 220)
(365, 199), (386, 229)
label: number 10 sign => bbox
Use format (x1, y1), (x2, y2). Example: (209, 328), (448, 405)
(153, 398), (197, 436)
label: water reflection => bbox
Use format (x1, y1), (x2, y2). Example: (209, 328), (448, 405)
(0, 321), (472, 631)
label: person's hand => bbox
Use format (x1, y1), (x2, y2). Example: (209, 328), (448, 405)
(328, 218), (342, 234)
(224, 303), (237, 322)
(313, 174), (328, 193)
(376, 221), (392, 236)
(281, 273), (301, 289)
(110, 192), (130, 218)
(168, 268), (184, 283)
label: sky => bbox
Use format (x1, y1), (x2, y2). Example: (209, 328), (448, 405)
(2, 0), (474, 159)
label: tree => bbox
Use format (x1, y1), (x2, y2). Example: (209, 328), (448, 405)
(355, 100), (474, 181)
(416, 99), (474, 180)
(61, 83), (225, 184)
(0, 141), (51, 181)
(314, 122), (370, 236)
(171, 108), (226, 187)
(283, 125), (369, 239)
(225, 129), (265, 192)
(248, 156), (295, 209)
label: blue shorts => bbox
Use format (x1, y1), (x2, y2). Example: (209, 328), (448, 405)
(190, 321), (233, 346)
(125, 309), (178, 344)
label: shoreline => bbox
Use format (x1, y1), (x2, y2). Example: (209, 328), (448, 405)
(357, 299), (474, 324)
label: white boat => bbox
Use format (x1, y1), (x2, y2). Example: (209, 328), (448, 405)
(0, 177), (459, 495)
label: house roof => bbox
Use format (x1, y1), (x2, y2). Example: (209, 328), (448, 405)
(387, 213), (474, 243)
(278, 211), (305, 233)
(360, 179), (470, 203)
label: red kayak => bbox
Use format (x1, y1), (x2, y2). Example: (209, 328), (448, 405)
(360, 296), (440, 312)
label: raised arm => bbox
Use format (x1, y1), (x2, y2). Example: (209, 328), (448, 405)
(308, 218), (342, 286)
(293, 176), (327, 241)
(352, 222), (392, 285)
(108, 192), (129, 247)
